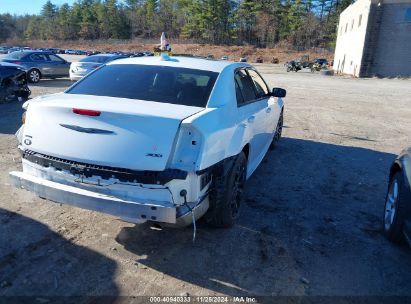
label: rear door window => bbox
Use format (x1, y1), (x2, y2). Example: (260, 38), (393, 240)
(234, 69), (257, 105)
(30, 54), (48, 62)
(234, 79), (244, 105)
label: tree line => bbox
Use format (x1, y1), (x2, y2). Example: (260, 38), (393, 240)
(0, 0), (354, 49)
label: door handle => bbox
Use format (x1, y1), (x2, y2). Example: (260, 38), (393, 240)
(266, 107), (272, 113)
(247, 116), (255, 123)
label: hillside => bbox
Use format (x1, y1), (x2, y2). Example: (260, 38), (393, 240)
(6, 39), (334, 63)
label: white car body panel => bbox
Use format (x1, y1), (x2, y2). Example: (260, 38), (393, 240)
(10, 56), (284, 225)
(22, 93), (203, 171)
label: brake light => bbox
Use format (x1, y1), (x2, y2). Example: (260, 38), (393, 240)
(72, 108), (101, 116)
(14, 61), (22, 65)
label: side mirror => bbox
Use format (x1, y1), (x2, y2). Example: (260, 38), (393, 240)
(272, 87), (286, 98)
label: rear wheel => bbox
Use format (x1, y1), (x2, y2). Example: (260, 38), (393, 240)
(270, 110), (283, 149)
(28, 69), (41, 83)
(205, 152), (247, 228)
(383, 171), (407, 243)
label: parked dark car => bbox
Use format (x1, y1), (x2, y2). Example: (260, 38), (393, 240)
(75, 50), (87, 55)
(7, 47), (21, 54)
(314, 58), (328, 66)
(1, 51), (71, 83)
(47, 48), (63, 54)
(65, 49), (85, 55)
(0, 62), (31, 102)
(286, 60), (302, 72)
(384, 147), (411, 245)
(131, 52), (145, 57)
(86, 50), (101, 56)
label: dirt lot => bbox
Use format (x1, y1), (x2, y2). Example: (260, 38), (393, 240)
(1, 54), (411, 301)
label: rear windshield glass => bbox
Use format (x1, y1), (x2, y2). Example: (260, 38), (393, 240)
(6, 52), (26, 60)
(80, 55), (113, 63)
(67, 64), (218, 107)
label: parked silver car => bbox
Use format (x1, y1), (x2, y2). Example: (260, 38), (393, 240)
(69, 54), (128, 81)
(384, 147), (411, 245)
(1, 51), (70, 83)
(0, 47), (10, 54)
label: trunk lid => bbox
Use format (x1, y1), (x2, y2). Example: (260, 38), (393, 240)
(23, 93), (203, 171)
(70, 62), (101, 73)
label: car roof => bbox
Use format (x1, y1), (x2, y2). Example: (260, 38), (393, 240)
(108, 56), (251, 73)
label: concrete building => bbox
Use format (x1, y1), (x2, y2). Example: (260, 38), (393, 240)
(333, 0), (411, 77)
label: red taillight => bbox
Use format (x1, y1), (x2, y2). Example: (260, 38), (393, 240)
(14, 61), (22, 65)
(72, 108), (101, 116)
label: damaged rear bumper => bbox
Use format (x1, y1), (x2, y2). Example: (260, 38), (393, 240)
(9, 171), (209, 226)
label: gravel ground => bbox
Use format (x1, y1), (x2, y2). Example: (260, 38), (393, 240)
(1, 54), (411, 301)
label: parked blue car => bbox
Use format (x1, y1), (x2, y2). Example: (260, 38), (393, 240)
(1, 51), (71, 83)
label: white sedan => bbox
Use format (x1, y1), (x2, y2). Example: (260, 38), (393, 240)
(10, 55), (285, 228)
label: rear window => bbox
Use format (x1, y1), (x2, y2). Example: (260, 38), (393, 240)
(67, 64), (219, 107)
(6, 52), (26, 60)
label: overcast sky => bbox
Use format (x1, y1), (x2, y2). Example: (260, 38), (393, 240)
(0, 0), (77, 15)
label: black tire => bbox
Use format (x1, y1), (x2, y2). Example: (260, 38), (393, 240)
(270, 109), (283, 150)
(205, 152), (247, 228)
(383, 171), (407, 243)
(28, 69), (41, 83)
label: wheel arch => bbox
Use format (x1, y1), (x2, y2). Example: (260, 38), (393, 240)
(242, 143), (250, 161)
(28, 68), (42, 82)
(28, 67), (42, 76)
(205, 146), (249, 179)
(388, 159), (411, 211)
(389, 162), (402, 181)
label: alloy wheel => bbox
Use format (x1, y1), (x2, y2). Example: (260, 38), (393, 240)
(230, 162), (246, 219)
(384, 178), (398, 231)
(274, 112), (283, 142)
(29, 70), (40, 83)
